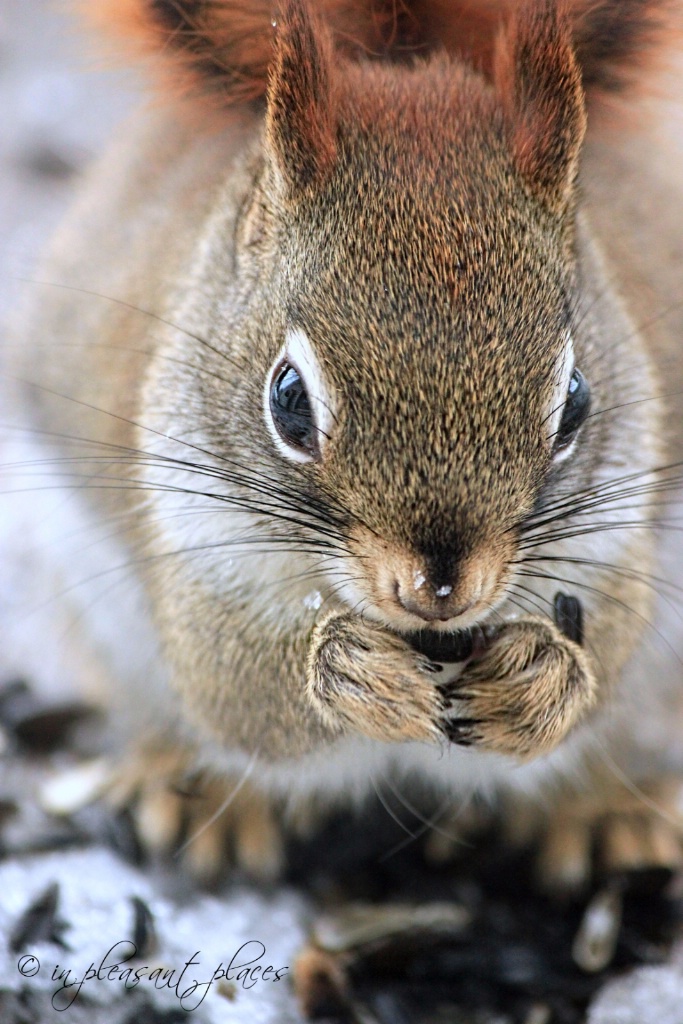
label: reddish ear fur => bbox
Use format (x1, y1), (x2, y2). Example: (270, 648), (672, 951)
(77, 0), (277, 107)
(414, 0), (679, 95)
(494, 1), (586, 213)
(79, 0), (679, 118)
(570, 0), (680, 94)
(76, 0), (392, 112)
(266, 1), (338, 193)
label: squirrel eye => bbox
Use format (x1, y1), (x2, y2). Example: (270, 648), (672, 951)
(555, 368), (591, 452)
(269, 362), (317, 455)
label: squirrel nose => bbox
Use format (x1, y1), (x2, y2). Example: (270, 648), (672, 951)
(395, 573), (474, 623)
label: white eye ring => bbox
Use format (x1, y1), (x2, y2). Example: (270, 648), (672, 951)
(552, 429), (578, 464)
(547, 331), (575, 461)
(553, 366), (591, 463)
(263, 328), (336, 464)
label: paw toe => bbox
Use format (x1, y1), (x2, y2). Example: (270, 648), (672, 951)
(600, 813), (683, 876)
(136, 786), (185, 855)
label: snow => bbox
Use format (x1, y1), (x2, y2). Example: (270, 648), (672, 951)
(0, 847), (308, 1023)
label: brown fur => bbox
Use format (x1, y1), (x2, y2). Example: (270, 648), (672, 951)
(265, 1), (339, 192)
(347, 524), (518, 628)
(307, 611), (447, 743)
(308, 610), (596, 758)
(106, 744), (284, 878)
(447, 617), (596, 759)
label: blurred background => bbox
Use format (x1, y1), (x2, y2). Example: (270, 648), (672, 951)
(0, 0), (136, 323)
(0, 0), (141, 697)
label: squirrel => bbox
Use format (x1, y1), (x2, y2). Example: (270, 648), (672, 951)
(5, 0), (683, 885)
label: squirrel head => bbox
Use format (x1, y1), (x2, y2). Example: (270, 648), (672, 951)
(241, 3), (584, 629)
(102, 0), (673, 631)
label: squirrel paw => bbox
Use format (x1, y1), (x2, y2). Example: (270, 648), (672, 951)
(41, 747), (283, 882)
(422, 778), (683, 893)
(530, 776), (683, 893)
(308, 611), (596, 756)
(442, 616), (597, 759)
(109, 748), (284, 882)
(307, 611), (448, 744)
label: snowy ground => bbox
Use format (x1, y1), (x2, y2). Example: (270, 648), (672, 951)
(0, 849), (306, 1024)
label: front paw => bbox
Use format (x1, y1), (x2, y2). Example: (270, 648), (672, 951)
(307, 612), (447, 744)
(444, 616), (596, 759)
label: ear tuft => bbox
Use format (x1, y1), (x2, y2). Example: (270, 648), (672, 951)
(571, 0), (680, 95)
(76, 0), (277, 109)
(75, 0), (401, 117)
(76, 0), (680, 126)
(265, 1), (338, 194)
(494, 1), (586, 214)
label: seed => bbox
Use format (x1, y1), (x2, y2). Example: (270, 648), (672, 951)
(130, 896), (157, 958)
(10, 882), (69, 953)
(572, 884), (623, 973)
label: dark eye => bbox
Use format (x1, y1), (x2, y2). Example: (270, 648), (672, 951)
(269, 362), (317, 455)
(555, 368), (591, 452)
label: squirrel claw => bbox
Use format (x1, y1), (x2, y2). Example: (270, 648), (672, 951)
(444, 718), (483, 747)
(440, 616), (596, 760)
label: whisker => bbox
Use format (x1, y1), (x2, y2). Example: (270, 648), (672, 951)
(595, 747), (683, 831)
(517, 554), (683, 600)
(13, 278), (247, 373)
(507, 582), (556, 619)
(2, 380), (352, 533)
(521, 462), (683, 534)
(174, 748), (262, 859)
(516, 568), (683, 669)
(376, 783), (473, 862)
(370, 775), (421, 842)
(520, 519), (683, 553)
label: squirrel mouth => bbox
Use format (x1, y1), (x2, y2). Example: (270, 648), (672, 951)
(401, 626), (486, 664)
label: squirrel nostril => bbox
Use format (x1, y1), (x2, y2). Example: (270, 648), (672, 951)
(395, 583), (473, 622)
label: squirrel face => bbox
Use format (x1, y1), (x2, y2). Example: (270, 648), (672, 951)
(126, 0), (662, 666)
(192, 16), (594, 634)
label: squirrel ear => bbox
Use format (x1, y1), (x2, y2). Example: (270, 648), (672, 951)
(494, 1), (586, 216)
(77, 0), (407, 118)
(265, 0), (338, 195)
(77, 0), (277, 108)
(570, 0), (679, 95)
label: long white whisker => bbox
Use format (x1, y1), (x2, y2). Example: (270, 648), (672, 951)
(175, 749), (261, 858)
